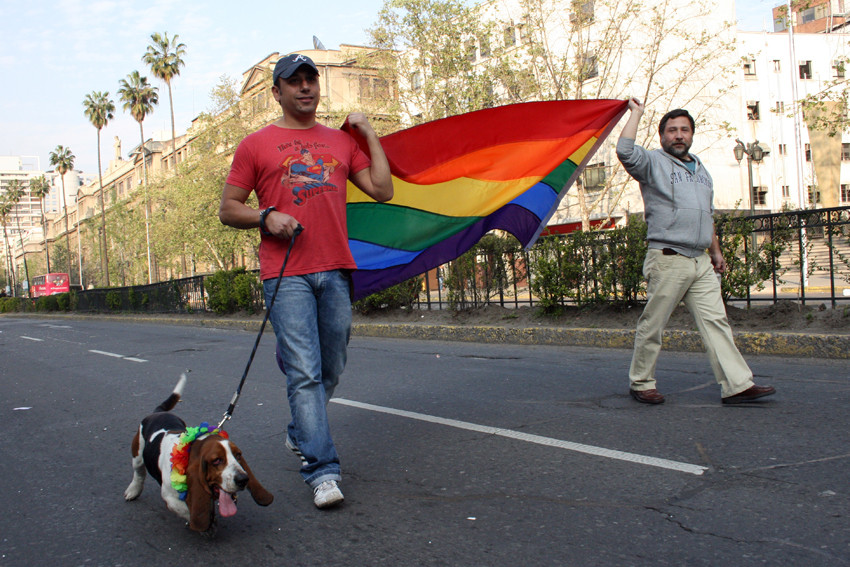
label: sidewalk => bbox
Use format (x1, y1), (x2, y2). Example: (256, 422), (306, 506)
(11, 311), (847, 360)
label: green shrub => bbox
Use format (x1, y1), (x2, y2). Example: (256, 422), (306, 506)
(0, 297), (26, 313)
(716, 213), (794, 303)
(232, 270), (262, 313)
(206, 267), (261, 315)
(105, 290), (122, 311)
(56, 291), (74, 311)
(35, 295), (60, 312)
(354, 276), (422, 314)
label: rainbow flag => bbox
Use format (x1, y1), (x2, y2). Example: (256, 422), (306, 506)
(343, 99), (628, 300)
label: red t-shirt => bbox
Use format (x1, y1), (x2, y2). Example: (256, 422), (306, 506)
(226, 123), (371, 280)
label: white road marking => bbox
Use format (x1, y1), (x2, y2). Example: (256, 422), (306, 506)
(89, 349), (148, 363)
(332, 398), (708, 476)
(21, 336), (44, 341)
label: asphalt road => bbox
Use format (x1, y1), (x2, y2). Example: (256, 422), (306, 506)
(1, 316), (848, 566)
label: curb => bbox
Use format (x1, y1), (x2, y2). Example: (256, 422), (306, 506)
(4, 313), (848, 359)
(351, 323), (850, 360)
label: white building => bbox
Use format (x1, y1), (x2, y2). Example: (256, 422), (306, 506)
(402, 0), (850, 226)
(737, 30), (850, 210)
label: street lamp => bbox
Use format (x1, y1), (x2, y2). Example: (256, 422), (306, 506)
(733, 139), (767, 254)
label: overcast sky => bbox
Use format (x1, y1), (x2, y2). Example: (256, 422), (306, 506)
(1, 0), (776, 175)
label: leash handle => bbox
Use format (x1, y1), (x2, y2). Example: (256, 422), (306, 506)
(218, 225), (303, 430)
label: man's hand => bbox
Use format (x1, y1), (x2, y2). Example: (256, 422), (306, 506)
(710, 250), (727, 274)
(347, 112), (377, 139)
(627, 97), (644, 114)
(264, 210), (303, 239)
(619, 97), (644, 141)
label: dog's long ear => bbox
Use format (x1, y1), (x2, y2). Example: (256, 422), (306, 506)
(185, 440), (214, 532)
(238, 454), (274, 506)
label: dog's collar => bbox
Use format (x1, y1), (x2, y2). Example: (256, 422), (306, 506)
(170, 422), (229, 500)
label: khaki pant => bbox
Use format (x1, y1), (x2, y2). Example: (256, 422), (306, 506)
(629, 249), (754, 398)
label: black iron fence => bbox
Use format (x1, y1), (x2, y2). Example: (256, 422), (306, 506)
(68, 207), (850, 314)
(732, 206), (850, 307)
(75, 275), (209, 313)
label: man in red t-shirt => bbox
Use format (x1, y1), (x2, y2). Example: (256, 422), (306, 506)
(219, 53), (393, 509)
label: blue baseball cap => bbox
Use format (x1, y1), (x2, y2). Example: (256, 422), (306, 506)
(273, 54), (319, 84)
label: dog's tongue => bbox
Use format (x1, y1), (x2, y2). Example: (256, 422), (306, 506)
(218, 492), (238, 517)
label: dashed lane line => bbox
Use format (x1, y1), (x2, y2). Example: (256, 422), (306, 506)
(89, 349), (148, 363)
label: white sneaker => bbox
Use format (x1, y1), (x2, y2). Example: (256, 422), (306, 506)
(313, 480), (344, 509)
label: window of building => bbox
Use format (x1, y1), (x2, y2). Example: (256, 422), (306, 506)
(772, 59), (781, 72)
(504, 25), (516, 47)
(465, 40), (477, 62)
(799, 60), (812, 79)
(782, 185), (791, 198)
(800, 7), (817, 23)
(479, 34), (491, 58)
(579, 54), (598, 80)
(518, 23), (530, 44)
(582, 162), (606, 192)
(747, 101), (760, 120)
(805, 143), (812, 161)
(843, 143), (850, 161)
(842, 184), (850, 202)
(412, 71), (423, 91)
(753, 186), (768, 206)
(743, 57), (756, 76)
(833, 59), (846, 78)
(778, 143), (788, 156)
(774, 101), (784, 113)
(570, 0), (595, 25)
(808, 185), (821, 204)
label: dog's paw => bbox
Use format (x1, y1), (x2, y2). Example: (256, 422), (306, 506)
(124, 483), (142, 501)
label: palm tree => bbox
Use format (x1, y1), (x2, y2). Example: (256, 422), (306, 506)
(48, 145), (75, 279)
(83, 90), (115, 286)
(6, 180), (31, 296)
(29, 175), (52, 274)
(143, 32), (186, 168)
(118, 71), (158, 283)
(0, 197), (15, 294)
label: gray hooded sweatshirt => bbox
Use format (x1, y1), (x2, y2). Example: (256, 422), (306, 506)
(616, 137), (714, 258)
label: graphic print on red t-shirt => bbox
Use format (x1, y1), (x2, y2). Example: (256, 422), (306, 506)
(279, 145), (342, 206)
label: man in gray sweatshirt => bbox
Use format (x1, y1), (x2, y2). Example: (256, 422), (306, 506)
(616, 98), (775, 405)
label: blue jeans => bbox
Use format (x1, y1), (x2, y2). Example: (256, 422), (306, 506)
(263, 269), (352, 488)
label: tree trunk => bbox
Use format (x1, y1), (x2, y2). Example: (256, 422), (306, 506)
(15, 214), (30, 297)
(41, 198), (51, 274)
(168, 80), (176, 169)
(139, 122), (154, 284)
(96, 128), (110, 286)
(61, 175), (72, 279)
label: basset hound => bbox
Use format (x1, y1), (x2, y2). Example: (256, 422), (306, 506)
(123, 374), (273, 534)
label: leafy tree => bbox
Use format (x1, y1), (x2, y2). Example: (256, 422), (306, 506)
(154, 76), (269, 272)
(5, 180), (31, 295)
(82, 90), (115, 286)
(118, 70), (159, 282)
(143, 32), (187, 165)
(368, 0), (737, 230)
(29, 175), (52, 274)
(368, 0), (502, 125)
(48, 145), (75, 277)
(0, 197), (15, 294)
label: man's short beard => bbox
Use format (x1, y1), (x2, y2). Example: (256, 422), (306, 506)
(663, 143), (691, 160)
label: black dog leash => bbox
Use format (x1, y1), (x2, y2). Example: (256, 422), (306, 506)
(218, 225), (303, 430)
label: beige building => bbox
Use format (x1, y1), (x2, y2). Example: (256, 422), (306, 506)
(4, 46), (392, 291)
